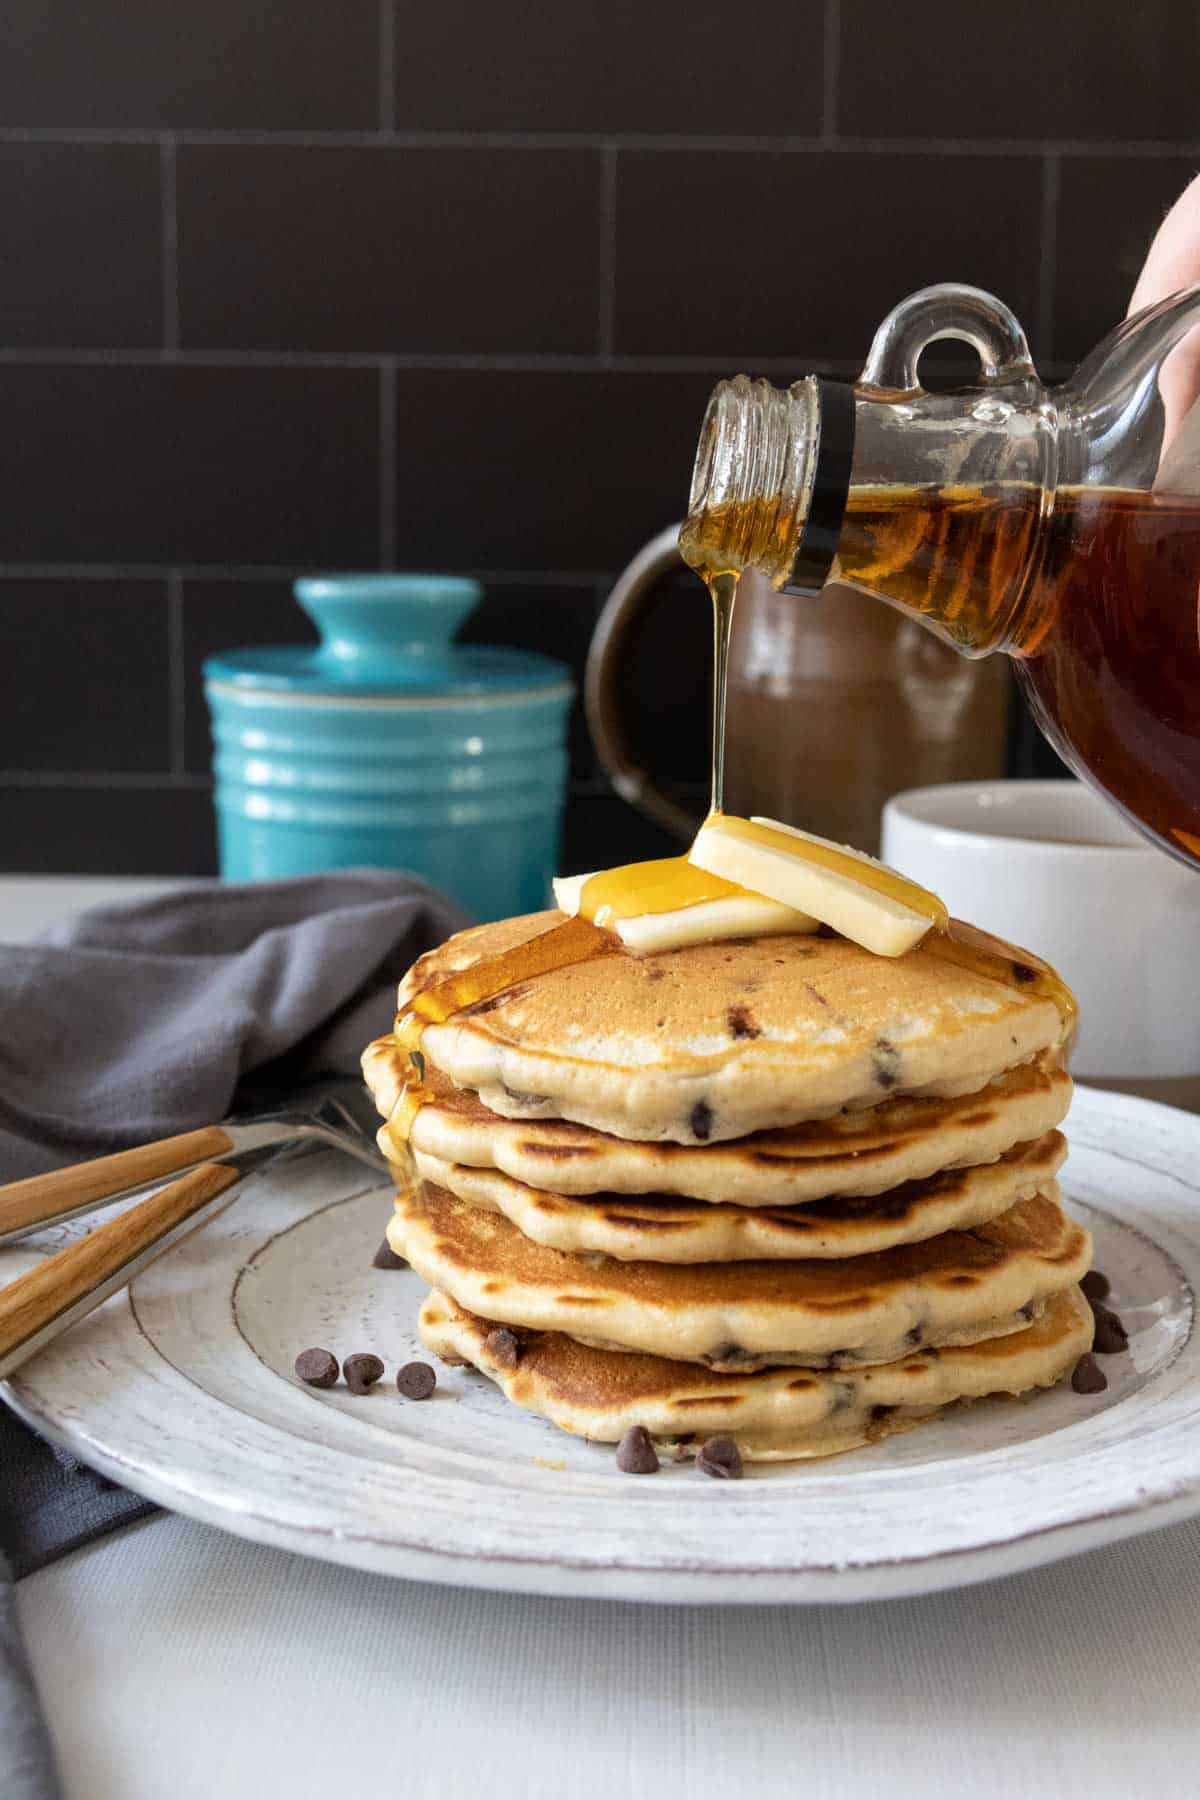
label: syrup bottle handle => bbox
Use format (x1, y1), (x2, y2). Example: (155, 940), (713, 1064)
(861, 283), (1036, 395)
(585, 525), (702, 842)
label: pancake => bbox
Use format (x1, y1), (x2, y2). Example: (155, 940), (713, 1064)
(361, 1043), (1072, 1206)
(401, 1131), (1067, 1263)
(419, 1285), (1095, 1461)
(388, 1180), (1091, 1371)
(395, 913), (1067, 1143)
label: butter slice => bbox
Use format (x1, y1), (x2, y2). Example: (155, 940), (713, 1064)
(689, 816), (940, 958)
(552, 872), (817, 955)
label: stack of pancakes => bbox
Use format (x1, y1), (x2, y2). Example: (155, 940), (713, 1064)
(363, 913), (1093, 1462)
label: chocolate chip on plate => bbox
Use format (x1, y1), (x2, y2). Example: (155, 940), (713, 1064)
(696, 1436), (744, 1481)
(344, 1353), (385, 1395)
(1080, 1269), (1111, 1303)
(1071, 1352), (1108, 1395)
(484, 1327), (524, 1371)
(616, 1425), (660, 1475)
(373, 1239), (407, 1270)
(396, 1361), (437, 1401)
(1091, 1305), (1129, 1355)
(294, 1347), (339, 1389)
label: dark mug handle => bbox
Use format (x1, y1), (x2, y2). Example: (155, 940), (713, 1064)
(585, 524), (704, 842)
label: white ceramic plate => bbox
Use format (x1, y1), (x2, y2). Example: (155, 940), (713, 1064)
(3, 1085), (1198, 1604)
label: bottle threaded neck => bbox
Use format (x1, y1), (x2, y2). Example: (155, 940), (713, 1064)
(680, 375), (820, 587)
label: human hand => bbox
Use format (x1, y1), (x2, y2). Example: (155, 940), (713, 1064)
(1128, 171), (1200, 455)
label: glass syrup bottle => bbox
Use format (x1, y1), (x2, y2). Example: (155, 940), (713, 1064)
(680, 281), (1200, 867)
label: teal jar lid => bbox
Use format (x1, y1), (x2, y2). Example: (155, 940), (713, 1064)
(203, 573), (571, 698)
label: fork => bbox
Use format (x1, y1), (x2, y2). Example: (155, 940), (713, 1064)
(0, 1080), (391, 1379)
(0, 1077), (387, 1248)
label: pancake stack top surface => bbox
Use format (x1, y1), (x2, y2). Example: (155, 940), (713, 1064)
(363, 911), (1093, 1464)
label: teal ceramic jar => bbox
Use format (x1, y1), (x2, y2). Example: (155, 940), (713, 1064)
(204, 575), (572, 922)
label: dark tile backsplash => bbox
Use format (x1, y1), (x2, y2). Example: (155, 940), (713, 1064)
(839, 0), (1200, 143)
(0, 144), (161, 348)
(0, 578), (170, 773)
(177, 145), (603, 353)
(390, 367), (717, 571)
(614, 150), (1044, 360)
(0, 0), (1195, 874)
(0, 365), (379, 565)
(0, 785), (217, 876)
(390, 0), (827, 135)
(0, 2), (379, 130)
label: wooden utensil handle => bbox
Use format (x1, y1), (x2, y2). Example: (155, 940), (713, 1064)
(0, 1126), (235, 1240)
(0, 1162), (240, 1373)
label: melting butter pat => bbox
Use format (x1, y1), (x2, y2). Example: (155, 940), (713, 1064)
(689, 815), (947, 958)
(553, 858), (817, 955)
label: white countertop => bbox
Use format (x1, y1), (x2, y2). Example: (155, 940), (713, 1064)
(0, 875), (187, 944)
(18, 1509), (1200, 1800)
(9, 878), (1200, 1800)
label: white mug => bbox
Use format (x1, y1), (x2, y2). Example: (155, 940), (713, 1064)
(881, 779), (1200, 1088)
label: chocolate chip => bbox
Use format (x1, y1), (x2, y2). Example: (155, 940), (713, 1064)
(1080, 1269), (1111, 1302)
(1010, 961), (1037, 985)
(616, 1425), (660, 1474)
(1091, 1305), (1129, 1355)
(484, 1326), (524, 1370)
(696, 1436), (743, 1480)
(295, 1348), (339, 1388)
(1071, 1352), (1108, 1394)
(690, 1099), (714, 1141)
(873, 1037), (901, 1091)
(726, 1004), (761, 1040)
(373, 1239), (407, 1270)
(344, 1353), (385, 1394)
(396, 1361), (437, 1400)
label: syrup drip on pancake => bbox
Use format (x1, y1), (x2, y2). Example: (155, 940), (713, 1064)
(930, 919), (1077, 1052)
(386, 915), (619, 1194)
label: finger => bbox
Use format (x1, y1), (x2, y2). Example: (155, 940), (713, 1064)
(1129, 171), (1200, 316)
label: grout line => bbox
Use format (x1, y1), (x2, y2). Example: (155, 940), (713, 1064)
(1037, 151), (1061, 363)
(821, 0), (841, 142)
(0, 561), (613, 585)
(0, 346), (875, 373)
(159, 137), (180, 352)
(0, 770), (213, 790)
(2, 125), (1199, 155)
(378, 359), (397, 567)
(378, 0), (396, 132)
(597, 146), (618, 358)
(166, 571), (186, 774)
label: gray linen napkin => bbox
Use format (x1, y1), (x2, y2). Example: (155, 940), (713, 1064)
(0, 870), (468, 1179)
(0, 870), (469, 1800)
